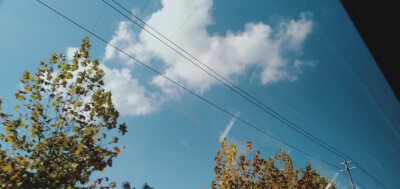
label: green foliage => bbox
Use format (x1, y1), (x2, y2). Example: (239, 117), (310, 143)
(211, 139), (336, 189)
(0, 37), (126, 188)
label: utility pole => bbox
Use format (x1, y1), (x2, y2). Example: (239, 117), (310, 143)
(340, 161), (356, 189)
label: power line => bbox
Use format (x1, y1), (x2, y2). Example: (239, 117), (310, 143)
(170, 6), (197, 39)
(105, 2), (387, 188)
(353, 162), (386, 189)
(140, 0), (151, 15)
(36, 1), (386, 188)
(347, 173), (369, 189)
(35, 0), (342, 171)
(105, 0), (351, 161)
(92, 3), (106, 31)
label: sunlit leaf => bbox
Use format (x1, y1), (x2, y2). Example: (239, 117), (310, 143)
(0, 37), (126, 188)
(210, 140), (336, 188)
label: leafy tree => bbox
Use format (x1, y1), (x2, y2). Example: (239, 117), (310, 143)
(0, 37), (127, 188)
(211, 139), (335, 189)
(122, 181), (135, 189)
(142, 183), (153, 189)
(121, 181), (153, 189)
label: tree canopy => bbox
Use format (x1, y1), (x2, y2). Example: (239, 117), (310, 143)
(211, 139), (336, 189)
(120, 181), (154, 189)
(122, 181), (135, 189)
(142, 183), (154, 189)
(0, 37), (127, 188)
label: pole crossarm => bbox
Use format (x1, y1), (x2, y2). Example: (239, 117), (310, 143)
(341, 161), (356, 189)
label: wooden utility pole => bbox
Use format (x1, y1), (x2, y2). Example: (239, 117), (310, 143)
(340, 161), (356, 189)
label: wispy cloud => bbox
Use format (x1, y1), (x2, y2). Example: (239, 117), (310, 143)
(286, 148), (292, 155)
(325, 172), (339, 189)
(179, 139), (191, 150)
(219, 112), (240, 143)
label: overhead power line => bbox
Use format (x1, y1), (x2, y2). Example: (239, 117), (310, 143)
(92, 3), (106, 31)
(352, 178), (368, 189)
(140, 0), (151, 15)
(104, 0), (351, 161)
(353, 162), (386, 189)
(35, 0), (341, 170)
(105, 1), (387, 188)
(36, 1), (386, 188)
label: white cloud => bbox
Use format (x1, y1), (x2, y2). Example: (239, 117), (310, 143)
(101, 65), (160, 116)
(278, 12), (313, 52)
(102, 0), (314, 115)
(66, 47), (79, 61)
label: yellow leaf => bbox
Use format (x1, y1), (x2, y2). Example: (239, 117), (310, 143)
(70, 87), (76, 93)
(74, 101), (83, 109)
(109, 182), (116, 188)
(52, 174), (57, 178)
(25, 86), (31, 93)
(14, 105), (19, 110)
(10, 175), (18, 181)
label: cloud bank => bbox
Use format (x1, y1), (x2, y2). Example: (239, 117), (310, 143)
(102, 0), (314, 116)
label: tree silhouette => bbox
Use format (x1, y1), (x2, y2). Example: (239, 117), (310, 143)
(122, 181), (135, 189)
(142, 183), (153, 189)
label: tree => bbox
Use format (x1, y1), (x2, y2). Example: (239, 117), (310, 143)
(0, 37), (127, 188)
(120, 181), (153, 189)
(122, 181), (135, 189)
(211, 139), (335, 189)
(142, 183), (153, 189)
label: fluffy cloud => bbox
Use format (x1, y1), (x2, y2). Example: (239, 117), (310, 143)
(66, 47), (79, 61)
(102, 0), (314, 115)
(64, 47), (158, 116)
(101, 66), (160, 116)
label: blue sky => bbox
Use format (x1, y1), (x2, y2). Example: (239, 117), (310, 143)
(1, 0), (399, 188)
